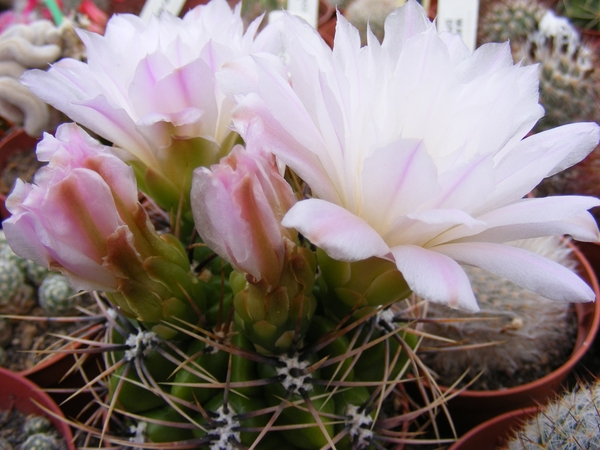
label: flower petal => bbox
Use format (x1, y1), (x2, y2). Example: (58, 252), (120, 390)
(390, 244), (479, 311)
(282, 198), (390, 261)
(434, 241), (596, 303)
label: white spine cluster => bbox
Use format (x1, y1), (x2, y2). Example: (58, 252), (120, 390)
(124, 330), (158, 361)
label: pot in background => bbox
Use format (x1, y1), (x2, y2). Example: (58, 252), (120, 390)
(0, 366), (75, 450)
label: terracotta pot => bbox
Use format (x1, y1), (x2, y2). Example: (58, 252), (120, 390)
(21, 323), (106, 420)
(410, 241), (600, 435)
(0, 128), (39, 221)
(447, 406), (539, 450)
(0, 366), (75, 449)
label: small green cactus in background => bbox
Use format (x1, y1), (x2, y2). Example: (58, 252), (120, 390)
(25, 259), (49, 286)
(0, 317), (11, 347)
(23, 415), (52, 436)
(478, 0), (548, 45)
(20, 433), (61, 450)
(0, 245), (28, 275)
(505, 380), (600, 449)
(419, 237), (578, 390)
(557, 0), (600, 31)
(344, 0), (398, 44)
(0, 230), (7, 253)
(38, 273), (76, 316)
(512, 11), (600, 132)
(0, 258), (26, 306)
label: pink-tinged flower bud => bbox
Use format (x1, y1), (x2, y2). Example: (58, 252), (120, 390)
(191, 145), (297, 287)
(3, 123), (204, 337)
(191, 145), (317, 353)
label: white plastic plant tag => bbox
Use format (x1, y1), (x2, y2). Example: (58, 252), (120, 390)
(286, 0), (319, 28)
(140, 0), (187, 21)
(436, 0), (480, 52)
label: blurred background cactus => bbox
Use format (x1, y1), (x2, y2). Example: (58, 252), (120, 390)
(478, 0), (600, 216)
(505, 379), (600, 449)
(418, 237), (580, 390)
(477, 0), (548, 46)
(343, 0), (399, 44)
(557, 0), (600, 32)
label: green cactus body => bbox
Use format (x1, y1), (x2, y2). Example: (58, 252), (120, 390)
(0, 245), (28, 274)
(0, 258), (26, 306)
(23, 415), (52, 436)
(477, 0), (548, 45)
(558, 0), (600, 31)
(26, 260), (49, 286)
(38, 273), (76, 315)
(20, 434), (60, 450)
(505, 380), (600, 449)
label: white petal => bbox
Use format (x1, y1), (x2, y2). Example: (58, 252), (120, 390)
(390, 244), (479, 311)
(434, 242), (596, 303)
(282, 199), (390, 261)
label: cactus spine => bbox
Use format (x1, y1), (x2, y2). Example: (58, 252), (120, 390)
(477, 0), (548, 46)
(505, 380), (600, 449)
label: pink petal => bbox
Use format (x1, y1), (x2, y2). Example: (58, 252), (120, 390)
(390, 244), (479, 311)
(434, 241), (596, 303)
(282, 199), (390, 261)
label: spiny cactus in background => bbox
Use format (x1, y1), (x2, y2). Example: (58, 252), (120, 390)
(513, 11), (600, 132)
(0, 242), (28, 274)
(344, 0), (399, 44)
(23, 414), (52, 436)
(0, 257), (23, 303)
(477, 0), (548, 46)
(557, 0), (600, 32)
(38, 273), (76, 316)
(418, 237), (579, 390)
(25, 259), (49, 286)
(505, 379), (600, 449)
(20, 433), (61, 450)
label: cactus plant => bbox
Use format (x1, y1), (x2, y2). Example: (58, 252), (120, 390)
(65, 281), (429, 449)
(505, 379), (600, 449)
(557, 0), (600, 32)
(512, 11), (600, 132)
(477, 0), (548, 45)
(20, 433), (61, 450)
(344, 0), (398, 44)
(0, 257), (24, 305)
(37, 273), (76, 316)
(23, 415), (52, 436)
(418, 237), (579, 390)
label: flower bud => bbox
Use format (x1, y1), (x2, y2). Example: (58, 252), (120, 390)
(192, 145), (297, 287)
(192, 146), (317, 352)
(3, 123), (205, 338)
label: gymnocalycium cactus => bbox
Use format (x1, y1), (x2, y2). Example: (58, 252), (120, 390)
(505, 379), (600, 449)
(4, 0), (600, 449)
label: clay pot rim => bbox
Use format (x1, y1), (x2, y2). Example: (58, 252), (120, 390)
(447, 406), (539, 450)
(0, 365), (75, 449)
